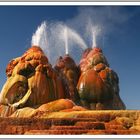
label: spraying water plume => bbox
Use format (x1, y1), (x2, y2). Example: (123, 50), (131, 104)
(91, 25), (101, 48)
(55, 23), (88, 63)
(31, 22), (88, 64)
(67, 26), (88, 50)
(64, 26), (68, 54)
(59, 24), (88, 55)
(32, 22), (47, 47)
(92, 30), (96, 48)
(31, 22), (51, 59)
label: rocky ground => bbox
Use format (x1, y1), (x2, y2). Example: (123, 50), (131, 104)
(0, 110), (140, 135)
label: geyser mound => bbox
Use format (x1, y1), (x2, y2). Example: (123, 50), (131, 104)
(54, 54), (80, 104)
(77, 47), (126, 110)
(0, 46), (75, 117)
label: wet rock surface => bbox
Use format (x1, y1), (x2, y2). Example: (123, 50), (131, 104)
(0, 46), (126, 118)
(54, 54), (80, 104)
(0, 46), (71, 116)
(77, 47), (125, 110)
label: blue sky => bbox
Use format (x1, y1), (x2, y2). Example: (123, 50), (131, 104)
(0, 6), (140, 109)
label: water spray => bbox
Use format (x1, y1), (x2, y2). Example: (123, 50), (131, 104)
(64, 26), (69, 55)
(91, 26), (101, 48)
(31, 22), (47, 47)
(31, 22), (88, 64)
(92, 29), (97, 48)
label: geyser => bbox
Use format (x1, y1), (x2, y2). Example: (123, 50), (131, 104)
(0, 40), (126, 118)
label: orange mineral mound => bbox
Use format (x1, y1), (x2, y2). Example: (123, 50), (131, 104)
(0, 46), (73, 117)
(0, 45), (126, 120)
(77, 47), (125, 110)
(54, 54), (80, 104)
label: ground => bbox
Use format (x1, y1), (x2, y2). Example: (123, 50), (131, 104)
(0, 110), (140, 135)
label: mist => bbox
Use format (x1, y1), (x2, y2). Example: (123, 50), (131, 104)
(31, 6), (139, 65)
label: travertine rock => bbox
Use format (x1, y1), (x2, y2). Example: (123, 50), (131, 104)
(37, 99), (75, 112)
(0, 46), (70, 116)
(10, 99), (76, 118)
(0, 110), (139, 135)
(54, 54), (80, 104)
(0, 46), (126, 118)
(77, 47), (126, 110)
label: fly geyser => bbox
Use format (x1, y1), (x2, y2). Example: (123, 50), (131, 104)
(0, 45), (126, 118)
(0, 21), (129, 134)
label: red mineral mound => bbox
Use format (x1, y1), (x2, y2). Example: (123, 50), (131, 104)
(0, 46), (72, 117)
(77, 47), (126, 110)
(54, 54), (80, 104)
(0, 46), (126, 118)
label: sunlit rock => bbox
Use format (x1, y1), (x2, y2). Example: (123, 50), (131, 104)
(77, 47), (126, 110)
(0, 46), (69, 116)
(54, 54), (80, 104)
